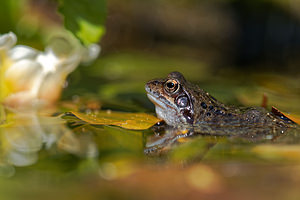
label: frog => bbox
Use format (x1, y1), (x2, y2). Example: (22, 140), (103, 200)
(145, 71), (296, 136)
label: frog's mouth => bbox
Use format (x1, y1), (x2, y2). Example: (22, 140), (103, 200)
(146, 93), (176, 111)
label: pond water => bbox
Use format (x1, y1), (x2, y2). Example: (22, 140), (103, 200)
(0, 51), (300, 200)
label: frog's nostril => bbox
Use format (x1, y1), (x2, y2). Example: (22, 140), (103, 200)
(152, 80), (159, 85)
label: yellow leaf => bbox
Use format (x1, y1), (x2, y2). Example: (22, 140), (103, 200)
(280, 112), (300, 125)
(71, 111), (161, 130)
(272, 106), (300, 125)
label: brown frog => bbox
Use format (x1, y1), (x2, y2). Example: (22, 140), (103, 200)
(145, 72), (296, 136)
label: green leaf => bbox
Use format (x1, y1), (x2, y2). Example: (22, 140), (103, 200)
(58, 0), (106, 45)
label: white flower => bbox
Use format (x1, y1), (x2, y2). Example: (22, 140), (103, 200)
(0, 32), (100, 109)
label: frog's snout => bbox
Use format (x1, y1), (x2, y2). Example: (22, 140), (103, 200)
(145, 80), (160, 93)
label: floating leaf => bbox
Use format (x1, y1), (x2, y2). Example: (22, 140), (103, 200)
(70, 111), (161, 130)
(282, 113), (300, 125)
(271, 106), (300, 124)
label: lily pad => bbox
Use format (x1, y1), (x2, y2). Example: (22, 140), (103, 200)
(70, 111), (161, 130)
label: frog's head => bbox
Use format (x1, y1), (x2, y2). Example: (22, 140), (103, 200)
(145, 72), (194, 126)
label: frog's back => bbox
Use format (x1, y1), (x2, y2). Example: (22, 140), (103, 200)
(185, 79), (295, 131)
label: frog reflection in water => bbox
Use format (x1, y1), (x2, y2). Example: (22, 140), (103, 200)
(145, 72), (297, 153)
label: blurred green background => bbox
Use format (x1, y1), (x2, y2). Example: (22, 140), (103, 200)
(1, 0), (300, 200)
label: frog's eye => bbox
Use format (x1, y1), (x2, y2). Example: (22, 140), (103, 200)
(164, 79), (179, 93)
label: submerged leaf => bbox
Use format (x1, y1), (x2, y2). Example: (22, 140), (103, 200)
(70, 111), (161, 130)
(252, 145), (300, 161)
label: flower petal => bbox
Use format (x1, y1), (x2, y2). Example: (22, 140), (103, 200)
(59, 52), (81, 74)
(3, 91), (41, 109)
(0, 32), (17, 51)
(8, 45), (38, 61)
(38, 48), (81, 75)
(36, 49), (61, 73)
(5, 59), (43, 92)
(38, 73), (64, 104)
(7, 150), (38, 167)
(81, 44), (101, 64)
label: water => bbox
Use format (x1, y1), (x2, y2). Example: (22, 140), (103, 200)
(0, 52), (300, 200)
